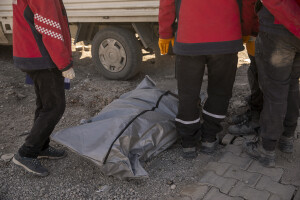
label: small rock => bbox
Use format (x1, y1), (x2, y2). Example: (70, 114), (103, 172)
(95, 185), (111, 193)
(80, 119), (92, 125)
(80, 119), (88, 125)
(16, 93), (27, 100)
(19, 130), (30, 137)
(170, 185), (176, 190)
(222, 134), (235, 145)
(232, 100), (245, 108)
(244, 58), (251, 63)
(1, 153), (14, 162)
(83, 79), (90, 83)
(166, 180), (174, 185)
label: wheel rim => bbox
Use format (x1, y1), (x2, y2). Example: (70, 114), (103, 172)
(98, 38), (127, 73)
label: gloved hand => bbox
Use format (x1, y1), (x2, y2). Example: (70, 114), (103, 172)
(158, 37), (175, 55)
(62, 68), (75, 79)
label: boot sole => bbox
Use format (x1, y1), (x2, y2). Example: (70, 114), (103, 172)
(12, 157), (49, 177)
(245, 152), (275, 168)
(37, 153), (67, 160)
(278, 148), (293, 154)
(278, 144), (293, 154)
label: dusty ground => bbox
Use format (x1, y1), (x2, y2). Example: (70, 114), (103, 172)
(0, 44), (299, 200)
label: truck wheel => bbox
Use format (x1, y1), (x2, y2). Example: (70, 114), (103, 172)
(91, 27), (142, 80)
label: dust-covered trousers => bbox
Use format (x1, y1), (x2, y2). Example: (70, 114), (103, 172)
(19, 68), (66, 158)
(256, 32), (300, 145)
(247, 55), (263, 114)
(175, 54), (238, 147)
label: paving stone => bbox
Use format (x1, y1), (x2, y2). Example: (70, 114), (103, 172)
(223, 165), (261, 187)
(229, 181), (270, 200)
(268, 194), (281, 200)
(180, 184), (209, 200)
(223, 144), (242, 156)
(280, 171), (300, 187)
(256, 176), (295, 200)
(222, 134), (235, 145)
(247, 161), (284, 182)
(232, 137), (244, 146)
(294, 190), (300, 200)
(203, 187), (242, 200)
(243, 135), (256, 141)
(204, 162), (231, 176)
(199, 171), (237, 194)
(172, 196), (191, 200)
(218, 152), (252, 170)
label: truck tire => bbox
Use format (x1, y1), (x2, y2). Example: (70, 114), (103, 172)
(91, 27), (142, 80)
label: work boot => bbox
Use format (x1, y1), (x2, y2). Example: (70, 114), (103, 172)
(229, 110), (251, 125)
(13, 153), (49, 177)
(228, 110), (260, 136)
(180, 129), (202, 159)
(278, 136), (294, 153)
(228, 120), (259, 136)
(243, 139), (276, 168)
(38, 146), (67, 159)
(200, 138), (219, 155)
(182, 147), (197, 159)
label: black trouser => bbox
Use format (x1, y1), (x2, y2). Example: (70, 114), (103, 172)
(175, 54), (238, 147)
(256, 32), (300, 150)
(247, 55), (263, 115)
(19, 68), (66, 158)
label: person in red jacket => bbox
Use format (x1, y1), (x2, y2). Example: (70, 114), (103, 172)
(244, 0), (300, 167)
(12, 0), (75, 176)
(228, 0), (262, 136)
(159, 0), (244, 158)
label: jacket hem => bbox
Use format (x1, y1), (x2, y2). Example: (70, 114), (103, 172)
(173, 39), (244, 56)
(14, 56), (56, 70)
(60, 61), (73, 72)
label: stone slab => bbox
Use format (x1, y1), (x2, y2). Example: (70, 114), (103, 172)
(256, 176), (295, 200)
(232, 137), (244, 146)
(218, 152), (252, 170)
(180, 184), (209, 200)
(268, 194), (281, 200)
(224, 165), (261, 187)
(229, 181), (270, 200)
(223, 145), (242, 156)
(222, 134), (235, 145)
(204, 162), (231, 176)
(199, 171), (237, 194)
(247, 161), (284, 182)
(294, 190), (300, 200)
(203, 187), (243, 200)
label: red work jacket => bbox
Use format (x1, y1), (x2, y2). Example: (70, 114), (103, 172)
(159, 0), (245, 55)
(13, 0), (72, 71)
(262, 0), (300, 38)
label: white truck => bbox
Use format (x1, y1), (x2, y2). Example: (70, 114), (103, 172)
(0, 0), (163, 80)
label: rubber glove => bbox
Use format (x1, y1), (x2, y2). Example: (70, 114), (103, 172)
(62, 68), (75, 79)
(158, 37), (175, 55)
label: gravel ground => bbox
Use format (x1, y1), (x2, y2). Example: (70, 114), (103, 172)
(0, 44), (299, 200)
